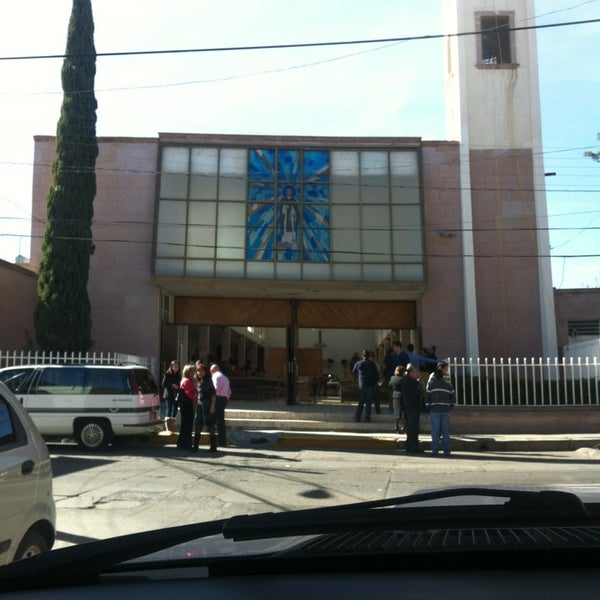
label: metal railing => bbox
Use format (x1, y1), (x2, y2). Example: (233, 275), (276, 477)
(0, 350), (153, 371)
(448, 357), (600, 407)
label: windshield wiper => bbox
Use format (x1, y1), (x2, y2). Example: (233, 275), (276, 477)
(222, 487), (590, 540)
(0, 487), (591, 587)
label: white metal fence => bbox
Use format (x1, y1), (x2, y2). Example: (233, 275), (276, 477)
(447, 357), (600, 407)
(0, 350), (154, 372)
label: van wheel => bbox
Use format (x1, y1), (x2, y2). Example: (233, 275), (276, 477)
(75, 419), (111, 450)
(14, 530), (49, 561)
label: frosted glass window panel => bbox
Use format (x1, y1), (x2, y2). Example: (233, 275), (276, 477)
(394, 264), (424, 281)
(217, 203), (245, 258)
(247, 262), (275, 279)
(276, 262), (301, 279)
(188, 201), (216, 226)
(155, 259), (184, 276)
(160, 147), (189, 199)
(162, 147), (189, 173)
(330, 204), (360, 262)
(363, 264), (392, 281)
(331, 151), (359, 204)
(219, 149), (247, 200)
(361, 205), (391, 262)
(390, 151), (420, 204)
(217, 227), (245, 259)
(391, 204), (423, 262)
(216, 261), (245, 277)
(187, 202), (216, 258)
(332, 263), (361, 281)
(190, 148), (218, 199)
(302, 263), (331, 280)
(360, 151), (388, 204)
(186, 225), (215, 259)
(156, 201), (186, 257)
(185, 260), (215, 277)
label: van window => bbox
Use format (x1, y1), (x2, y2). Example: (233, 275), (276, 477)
(132, 369), (158, 394)
(34, 368), (85, 395)
(0, 368), (35, 394)
(85, 369), (130, 395)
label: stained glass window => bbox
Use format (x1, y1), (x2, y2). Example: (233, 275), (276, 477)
(246, 149), (330, 262)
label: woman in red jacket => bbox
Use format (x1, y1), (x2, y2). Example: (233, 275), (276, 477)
(176, 363), (197, 452)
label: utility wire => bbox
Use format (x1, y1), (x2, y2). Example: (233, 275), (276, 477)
(0, 19), (598, 61)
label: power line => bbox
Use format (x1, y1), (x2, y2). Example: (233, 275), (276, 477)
(0, 19), (598, 62)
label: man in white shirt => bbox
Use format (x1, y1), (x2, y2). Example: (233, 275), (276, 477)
(210, 363), (231, 448)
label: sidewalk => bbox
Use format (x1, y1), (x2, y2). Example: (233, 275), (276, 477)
(150, 398), (600, 453)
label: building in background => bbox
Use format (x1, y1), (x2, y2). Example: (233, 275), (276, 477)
(13, 0), (594, 387)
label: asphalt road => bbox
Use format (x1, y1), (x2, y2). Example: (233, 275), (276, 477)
(49, 441), (600, 550)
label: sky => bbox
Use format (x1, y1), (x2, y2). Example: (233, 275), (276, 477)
(0, 0), (598, 288)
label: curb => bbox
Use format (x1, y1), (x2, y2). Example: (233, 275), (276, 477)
(146, 429), (600, 453)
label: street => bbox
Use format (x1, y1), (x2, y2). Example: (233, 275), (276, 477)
(49, 442), (600, 550)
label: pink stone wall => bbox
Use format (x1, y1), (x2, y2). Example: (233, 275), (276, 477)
(420, 143), (467, 359)
(470, 149), (542, 357)
(30, 137), (161, 362)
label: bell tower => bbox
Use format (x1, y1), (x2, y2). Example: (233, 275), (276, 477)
(444, 0), (557, 358)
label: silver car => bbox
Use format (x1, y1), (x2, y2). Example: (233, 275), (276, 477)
(0, 381), (56, 564)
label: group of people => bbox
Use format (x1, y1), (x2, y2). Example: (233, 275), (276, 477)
(161, 359), (231, 454)
(355, 341), (456, 456)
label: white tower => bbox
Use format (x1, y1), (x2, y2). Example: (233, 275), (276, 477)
(444, 0), (558, 358)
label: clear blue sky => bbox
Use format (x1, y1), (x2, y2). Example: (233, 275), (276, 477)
(0, 0), (598, 288)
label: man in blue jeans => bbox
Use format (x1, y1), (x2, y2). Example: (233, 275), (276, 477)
(352, 350), (379, 423)
(425, 361), (455, 456)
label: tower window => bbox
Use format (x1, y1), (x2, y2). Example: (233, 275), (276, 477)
(476, 12), (515, 66)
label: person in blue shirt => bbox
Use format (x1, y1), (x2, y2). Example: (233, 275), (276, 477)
(352, 350), (379, 423)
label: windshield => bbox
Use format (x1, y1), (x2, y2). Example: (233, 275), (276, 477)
(1, 0), (599, 589)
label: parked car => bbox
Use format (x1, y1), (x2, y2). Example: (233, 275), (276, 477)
(0, 365), (161, 450)
(0, 381), (56, 565)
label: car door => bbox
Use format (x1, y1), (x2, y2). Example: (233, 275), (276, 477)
(0, 393), (33, 564)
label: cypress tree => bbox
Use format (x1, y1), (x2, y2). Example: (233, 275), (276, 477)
(34, 0), (98, 351)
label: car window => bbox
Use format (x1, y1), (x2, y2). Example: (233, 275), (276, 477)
(84, 369), (130, 394)
(132, 369), (158, 394)
(0, 368), (35, 394)
(32, 368), (85, 395)
(0, 396), (26, 449)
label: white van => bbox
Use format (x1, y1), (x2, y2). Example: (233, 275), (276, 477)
(0, 380), (56, 564)
(0, 365), (161, 450)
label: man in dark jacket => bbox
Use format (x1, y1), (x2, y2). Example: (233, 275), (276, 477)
(400, 363), (424, 453)
(352, 350), (379, 423)
(425, 361), (455, 456)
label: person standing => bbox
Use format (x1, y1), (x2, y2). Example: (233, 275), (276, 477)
(388, 365), (406, 434)
(161, 360), (181, 432)
(426, 361), (455, 456)
(210, 363), (231, 448)
(352, 350), (379, 423)
(193, 362), (218, 453)
(400, 363), (424, 453)
(176, 363), (197, 452)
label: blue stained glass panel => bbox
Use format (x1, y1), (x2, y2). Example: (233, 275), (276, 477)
(303, 183), (329, 203)
(279, 183), (300, 202)
(249, 149), (275, 181)
(303, 150), (329, 182)
(247, 203), (275, 260)
(302, 204), (330, 262)
(246, 148), (330, 264)
(249, 183), (275, 202)
(277, 150), (300, 182)
(276, 203), (300, 261)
